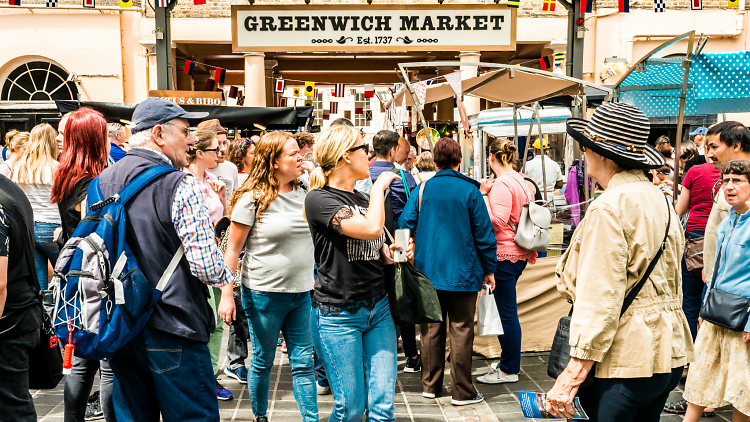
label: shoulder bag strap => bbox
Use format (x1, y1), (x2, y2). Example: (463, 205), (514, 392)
(398, 169), (411, 200)
(418, 181), (426, 214)
(502, 173), (531, 232)
(618, 194), (672, 317)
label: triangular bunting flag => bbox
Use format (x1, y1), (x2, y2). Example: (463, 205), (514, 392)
(364, 84), (375, 98)
(543, 0), (556, 11)
(183, 60), (195, 75)
(411, 81), (428, 110)
(539, 56), (552, 71)
(304, 82), (315, 97)
(274, 78), (285, 93)
(205, 79), (216, 91)
(444, 71), (463, 98)
(334, 83), (346, 97)
(83, 0), (94, 6)
(214, 68), (226, 84)
(330, 102), (338, 114)
(691, 0), (702, 9)
(654, 0), (665, 12)
(619, 0), (629, 12)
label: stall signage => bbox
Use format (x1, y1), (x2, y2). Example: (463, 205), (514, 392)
(149, 90), (223, 106)
(232, 5), (516, 52)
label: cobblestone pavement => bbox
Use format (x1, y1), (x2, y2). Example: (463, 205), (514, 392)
(34, 333), (732, 422)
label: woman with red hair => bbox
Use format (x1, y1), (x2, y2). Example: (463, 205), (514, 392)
(50, 107), (115, 422)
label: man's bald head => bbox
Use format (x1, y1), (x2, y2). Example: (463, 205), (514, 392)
(395, 137), (410, 164)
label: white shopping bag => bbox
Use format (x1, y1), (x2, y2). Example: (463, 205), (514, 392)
(477, 286), (504, 337)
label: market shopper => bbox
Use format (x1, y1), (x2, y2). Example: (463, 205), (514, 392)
(199, 119), (239, 202)
(546, 103), (692, 422)
(12, 123), (60, 291)
(228, 136), (257, 186)
(399, 137), (496, 406)
(477, 138), (537, 385)
(107, 123), (128, 163)
(0, 169), (42, 422)
(304, 124), (413, 422)
(101, 98), (234, 421)
(681, 160), (750, 422)
(524, 138), (563, 201)
(219, 131), (318, 422)
(414, 151), (436, 182)
(56, 112), (71, 155)
(0, 130), (29, 178)
(50, 108), (116, 422)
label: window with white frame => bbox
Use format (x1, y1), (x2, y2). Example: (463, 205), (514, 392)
(312, 91), (324, 127)
(354, 93), (372, 127)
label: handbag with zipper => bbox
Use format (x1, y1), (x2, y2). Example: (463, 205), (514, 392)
(547, 194), (671, 388)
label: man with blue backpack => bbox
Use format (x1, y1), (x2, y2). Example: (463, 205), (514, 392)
(56, 98), (235, 421)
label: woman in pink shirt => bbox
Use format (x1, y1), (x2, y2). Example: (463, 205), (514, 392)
(186, 130), (227, 225)
(477, 138), (537, 385)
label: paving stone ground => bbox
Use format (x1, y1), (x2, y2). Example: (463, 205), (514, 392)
(34, 332), (733, 422)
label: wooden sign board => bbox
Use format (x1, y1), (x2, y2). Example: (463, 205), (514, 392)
(232, 4), (516, 53)
(149, 90), (223, 106)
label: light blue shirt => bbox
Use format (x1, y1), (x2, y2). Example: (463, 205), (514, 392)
(710, 207), (750, 332)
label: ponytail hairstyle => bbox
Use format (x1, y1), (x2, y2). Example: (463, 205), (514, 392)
(6, 130), (30, 154)
(186, 130), (217, 165)
(229, 131), (298, 219)
(488, 138), (517, 167)
(309, 124), (359, 191)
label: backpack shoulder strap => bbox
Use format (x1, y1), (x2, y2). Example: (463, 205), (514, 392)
(90, 165), (177, 211)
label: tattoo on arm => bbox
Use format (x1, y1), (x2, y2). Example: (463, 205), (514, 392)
(330, 207), (354, 234)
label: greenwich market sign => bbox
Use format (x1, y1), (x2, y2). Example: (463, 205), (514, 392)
(231, 5), (516, 53)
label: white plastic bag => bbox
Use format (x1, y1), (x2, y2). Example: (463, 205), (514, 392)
(477, 286), (504, 337)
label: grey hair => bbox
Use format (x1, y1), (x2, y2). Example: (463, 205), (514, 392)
(107, 123), (124, 142)
(409, 146), (417, 156)
(127, 119), (175, 148)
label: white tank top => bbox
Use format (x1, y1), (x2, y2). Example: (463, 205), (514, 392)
(12, 165), (61, 224)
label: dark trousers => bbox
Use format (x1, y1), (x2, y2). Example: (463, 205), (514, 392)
(421, 290), (478, 401)
(494, 259), (528, 375)
(226, 288), (250, 370)
(64, 358), (116, 422)
(576, 367), (682, 422)
(682, 230), (705, 342)
(0, 328), (39, 422)
(109, 326), (219, 422)
(399, 324), (418, 358)
(313, 349), (328, 388)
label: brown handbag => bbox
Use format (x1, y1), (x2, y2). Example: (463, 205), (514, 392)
(684, 236), (705, 276)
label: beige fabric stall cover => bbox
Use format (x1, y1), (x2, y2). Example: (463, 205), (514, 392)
(472, 256), (569, 358)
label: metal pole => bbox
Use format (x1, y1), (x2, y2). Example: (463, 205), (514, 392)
(155, 1), (174, 90)
(571, 0), (585, 80)
(536, 111), (548, 203)
(521, 102), (539, 175)
(513, 106), (519, 152)
(673, 32), (696, 206)
(398, 64), (431, 146)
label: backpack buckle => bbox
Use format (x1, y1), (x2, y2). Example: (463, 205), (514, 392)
(90, 194), (120, 211)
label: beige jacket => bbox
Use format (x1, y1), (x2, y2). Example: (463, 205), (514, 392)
(556, 170), (694, 379)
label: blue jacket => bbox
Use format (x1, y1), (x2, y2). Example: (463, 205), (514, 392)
(398, 169), (497, 292)
(369, 161), (417, 224)
(711, 207), (750, 332)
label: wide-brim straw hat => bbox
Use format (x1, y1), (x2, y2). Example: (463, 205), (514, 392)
(566, 102), (666, 170)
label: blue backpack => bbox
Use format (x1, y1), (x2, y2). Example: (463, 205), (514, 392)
(52, 166), (185, 360)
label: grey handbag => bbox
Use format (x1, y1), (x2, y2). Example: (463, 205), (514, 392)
(505, 174), (551, 252)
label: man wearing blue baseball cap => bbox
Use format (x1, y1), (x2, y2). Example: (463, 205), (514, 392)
(689, 127), (708, 155)
(100, 98), (235, 421)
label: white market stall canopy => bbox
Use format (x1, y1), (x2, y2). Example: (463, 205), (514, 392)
(473, 106), (573, 138)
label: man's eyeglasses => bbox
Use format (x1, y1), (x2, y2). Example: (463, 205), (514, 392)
(346, 144), (368, 154)
(165, 122), (196, 137)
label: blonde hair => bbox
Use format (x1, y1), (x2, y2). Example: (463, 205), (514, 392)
(5, 130), (30, 154)
(187, 130), (217, 165)
(415, 151), (435, 172)
(229, 131), (298, 219)
(489, 138), (517, 167)
(15, 123), (59, 186)
(309, 125), (360, 191)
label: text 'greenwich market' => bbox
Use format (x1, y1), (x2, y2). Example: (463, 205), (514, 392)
(243, 15), (507, 32)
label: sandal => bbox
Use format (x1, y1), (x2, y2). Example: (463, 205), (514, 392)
(664, 399), (688, 414)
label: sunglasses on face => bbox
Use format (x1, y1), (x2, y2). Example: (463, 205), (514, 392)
(200, 147), (220, 153)
(346, 144), (368, 154)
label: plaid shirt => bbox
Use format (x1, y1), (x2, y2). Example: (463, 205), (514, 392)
(137, 148), (233, 287)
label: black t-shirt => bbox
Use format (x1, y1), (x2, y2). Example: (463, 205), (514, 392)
(304, 186), (386, 305)
(684, 155), (708, 175)
(0, 177), (41, 338)
(58, 177), (93, 244)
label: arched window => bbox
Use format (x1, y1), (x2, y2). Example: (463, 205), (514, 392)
(1, 61), (78, 101)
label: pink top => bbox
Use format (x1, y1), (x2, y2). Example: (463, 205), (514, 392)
(488, 172), (538, 264)
(186, 170), (225, 226)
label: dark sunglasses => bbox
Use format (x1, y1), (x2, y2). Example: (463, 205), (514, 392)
(346, 144), (368, 154)
(200, 147), (220, 153)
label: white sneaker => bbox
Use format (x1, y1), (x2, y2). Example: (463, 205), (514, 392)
(477, 368), (519, 384)
(317, 385), (331, 395)
(422, 392), (436, 399)
(490, 362), (499, 370)
(451, 393), (484, 406)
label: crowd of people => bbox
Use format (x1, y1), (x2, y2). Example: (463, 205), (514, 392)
(0, 97), (748, 422)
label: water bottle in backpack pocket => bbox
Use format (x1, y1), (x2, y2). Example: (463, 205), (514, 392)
(52, 166), (184, 361)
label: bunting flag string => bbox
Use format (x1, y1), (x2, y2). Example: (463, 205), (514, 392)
(543, 0), (556, 12)
(654, 0), (665, 12)
(305, 82), (316, 97)
(46, 0), (58, 6)
(538, 56), (552, 71)
(183, 60), (195, 76)
(205, 79), (216, 91)
(334, 83), (346, 97)
(581, 0), (592, 13)
(228, 86), (239, 99)
(83, 0), (95, 8)
(554, 52), (565, 67)
(364, 84), (375, 98)
(214, 68), (226, 84)
(691, 0), (702, 9)
(9, 0), (20, 5)
(274, 78), (285, 93)
(507, 0), (520, 7)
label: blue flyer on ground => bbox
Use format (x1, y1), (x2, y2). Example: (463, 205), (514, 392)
(518, 391), (590, 420)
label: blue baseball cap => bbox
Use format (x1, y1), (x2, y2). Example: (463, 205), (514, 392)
(689, 127), (708, 136)
(131, 98), (209, 134)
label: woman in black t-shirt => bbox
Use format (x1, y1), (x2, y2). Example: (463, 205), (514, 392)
(304, 124), (413, 422)
(50, 108), (115, 422)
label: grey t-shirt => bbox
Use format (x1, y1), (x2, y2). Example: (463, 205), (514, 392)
(231, 187), (314, 293)
(207, 161), (239, 202)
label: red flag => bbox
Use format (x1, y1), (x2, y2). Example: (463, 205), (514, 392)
(364, 84), (375, 98)
(538, 57), (551, 71)
(205, 79), (215, 91)
(355, 107), (364, 115)
(194, 0), (205, 4)
(279, 98), (287, 107)
(214, 68), (226, 84)
(229, 86), (239, 98)
(543, 0), (556, 11)
(619, 0), (630, 11)
(274, 78), (285, 93)
(183, 60), (195, 75)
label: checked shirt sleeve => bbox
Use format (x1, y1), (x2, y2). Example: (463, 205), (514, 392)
(171, 175), (233, 287)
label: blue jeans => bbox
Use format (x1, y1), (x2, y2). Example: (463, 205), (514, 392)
(108, 326), (218, 422)
(242, 286), (317, 422)
(0, 329), (39, 422)
(494, 259), (528, 375)
(34, 222), (60, 290)
(682, 230), (705, 342)
(576, 367), (682, 422)
(311, 295), (397, 422)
